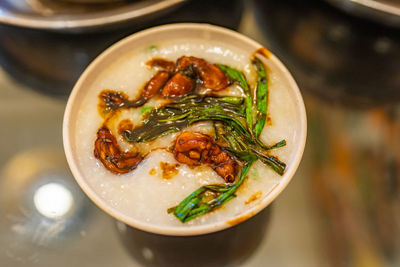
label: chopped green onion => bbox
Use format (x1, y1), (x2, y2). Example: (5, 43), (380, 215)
(140, 106), (153, 115)
(218, 64), (253, 133)
(252, 58), (268, 138)
(173, 162), (253, 222)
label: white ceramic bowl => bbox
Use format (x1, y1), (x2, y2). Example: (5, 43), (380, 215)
(63, 23), (307, 236)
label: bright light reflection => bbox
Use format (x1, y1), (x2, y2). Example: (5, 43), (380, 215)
(33, 183), (74, 219)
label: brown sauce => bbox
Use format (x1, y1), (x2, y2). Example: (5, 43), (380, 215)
(160, 162), (180, 180)
(149, 168), (157, 175)
(254, 47), (272, 59)
(245, 191), (262, 205)
(118, 119), (134, 135)
(226, 212), (254, 226)
(266, 116), (272, 126)
(146, 58), (175, 73)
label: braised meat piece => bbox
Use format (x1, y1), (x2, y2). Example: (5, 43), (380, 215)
(198, 63), (230, 91)
(118, 119), (134, 135)
(173, 131), (237, 183)
(142, 71), (170, 99)
(175, 56), (206, 71)
(209, 144), (237, 183)
(94, 127), (142, 174)
(161, 72), (195, 97)
(175, 56), (230, 91)
(173, 132), (212, 166)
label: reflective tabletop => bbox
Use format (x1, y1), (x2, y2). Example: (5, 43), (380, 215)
(0, 0), (399, 266)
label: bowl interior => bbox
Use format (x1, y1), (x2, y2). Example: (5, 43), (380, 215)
(63, 23), (307, 236)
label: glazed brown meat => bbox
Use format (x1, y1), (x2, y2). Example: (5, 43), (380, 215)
(175, 56), (206, 71)
(198, 63), (230, 91)
(94, 127), (142, 174)
(161, 72), (194, 97)
(173, 131), (237, 183)
(175, 56), (230, 91)
(142, 71), (170, 99)
(173, 132), (212, 166)
(208, 144), (237, 183)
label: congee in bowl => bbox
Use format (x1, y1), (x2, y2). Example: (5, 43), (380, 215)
(63, 23), (306, 236)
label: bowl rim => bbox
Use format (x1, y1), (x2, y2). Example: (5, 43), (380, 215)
(63, 23), (307, 236)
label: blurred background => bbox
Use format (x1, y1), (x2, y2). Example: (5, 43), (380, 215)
(0, 0), (399, 266)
